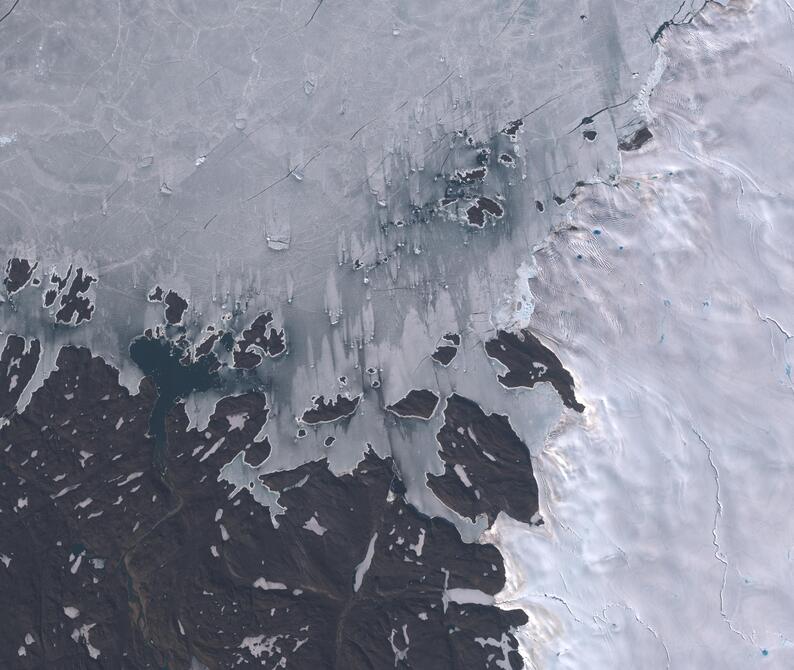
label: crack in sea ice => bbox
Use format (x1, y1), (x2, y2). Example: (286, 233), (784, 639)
(755, 309), (794, 391)
(598, 602), (671, 669)
(499, 591), (585, 627)
(755, 310), (793, 340)
(691, 426), (753, 645)
(532, 594), (584, 626)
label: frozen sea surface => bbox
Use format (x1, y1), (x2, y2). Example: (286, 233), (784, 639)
(0, 0), (703, 368)
(0, 0), (708, 527)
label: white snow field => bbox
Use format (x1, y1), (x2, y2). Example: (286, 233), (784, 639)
(488, 2), (794, 668)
